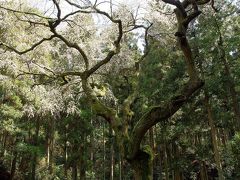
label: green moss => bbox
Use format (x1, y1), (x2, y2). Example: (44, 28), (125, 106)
(91, 99), (116, 118)
(142, 145), (154, 161)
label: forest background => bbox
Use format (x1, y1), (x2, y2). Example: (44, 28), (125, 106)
(0, 0), (240, 179)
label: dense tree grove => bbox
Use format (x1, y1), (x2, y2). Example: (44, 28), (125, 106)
(0, 0), (239, 179)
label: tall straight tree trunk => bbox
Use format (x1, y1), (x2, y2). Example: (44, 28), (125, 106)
(64, 125), (68, 179)
(215, 19), (240, 130)
(198, 37), (225, 180)
(221, 52), (240, 130)
(1, 131), (8, 157)
(71, 138), (80, 180)
(223, 95), (235, 138)
(103, 122), (106, 180)
(221, 129), (227, 146)
(79, 135), (86, 180)
(72, 163), (78, 180)
(10, 151), (17, 180)
(90, 114), (94, 177)
(199, 161), (208, 180)
(163, 142), (169, 180)
(31, 118), (40, 180)
(199, 161), (205, 180)
(109, 126), (114, 180)
(204, 94), (224, 180)
(18, 156), (28, 174)
(217, 129), (222, 147)
(169, 143), (174, 180)
(48, 118), (55, 174)
(154, 126), (162, 180)
(173, 142), (182, 180)
(119, 153), (122, 180)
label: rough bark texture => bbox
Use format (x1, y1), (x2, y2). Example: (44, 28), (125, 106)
(131, 147), (153, 180)
(0, 0), (215, 178)
(205, 94), (225, 180)
(79, 1), (211, 178)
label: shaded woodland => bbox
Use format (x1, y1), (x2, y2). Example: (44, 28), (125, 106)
(0, 0), (240, 179)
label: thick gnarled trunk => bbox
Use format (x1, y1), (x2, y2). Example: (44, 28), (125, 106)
(130, 148), (153, 180)
(80, 1), (210, 179)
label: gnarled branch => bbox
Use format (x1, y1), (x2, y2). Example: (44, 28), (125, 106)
(129, 79), (203, 159)
(0, 35), (55, 55)
(128, 0), (209, 160)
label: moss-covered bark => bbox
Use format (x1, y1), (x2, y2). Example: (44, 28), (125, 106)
(130, 146), (153, 180)
(79, 1), (211, 178)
